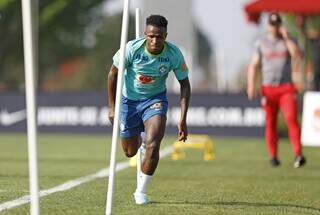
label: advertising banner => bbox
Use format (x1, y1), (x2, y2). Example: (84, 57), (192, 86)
(301, 92), (320, 146)
(0, 92), (265, 137)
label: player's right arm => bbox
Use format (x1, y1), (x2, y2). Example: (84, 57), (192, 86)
(107, 40), (135, 124)
(247, 52), (261, 100)
(107, 65), (118, 124)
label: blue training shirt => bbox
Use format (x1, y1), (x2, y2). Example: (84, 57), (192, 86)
(113, 38), (189, 101)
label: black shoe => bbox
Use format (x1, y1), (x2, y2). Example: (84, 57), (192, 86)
(294, 155), (306, 168)
(270, 158), (280, 167)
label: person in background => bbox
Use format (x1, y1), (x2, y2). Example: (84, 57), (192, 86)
(247, 12), (306, 168)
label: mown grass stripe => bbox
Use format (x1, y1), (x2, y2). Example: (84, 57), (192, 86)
(0, 146), (173, 212)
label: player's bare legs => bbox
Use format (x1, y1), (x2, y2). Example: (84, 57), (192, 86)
(121, 135), (141, 158)
(142, 114), (166, 175)
(133, 114), (166, 204)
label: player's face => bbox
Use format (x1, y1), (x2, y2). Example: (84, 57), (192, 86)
(145, 25), (167, 54)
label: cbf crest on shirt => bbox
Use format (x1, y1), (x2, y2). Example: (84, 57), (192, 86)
(113, 38), (189, 100)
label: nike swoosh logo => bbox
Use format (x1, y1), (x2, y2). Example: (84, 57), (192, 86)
(0, 110), (26, 126)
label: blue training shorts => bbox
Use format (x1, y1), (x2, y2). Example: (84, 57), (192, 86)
(119, 91), (168, 138)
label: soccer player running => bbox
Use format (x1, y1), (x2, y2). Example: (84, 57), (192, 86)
(107, 15), (190, 204)
(247, 13), (306, 168)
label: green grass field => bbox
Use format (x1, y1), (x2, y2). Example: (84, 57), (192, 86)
(0, 133), (319, 215)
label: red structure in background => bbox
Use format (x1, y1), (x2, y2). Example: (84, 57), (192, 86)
(244, 0), (320, 91)
(244, 0), (320, 23)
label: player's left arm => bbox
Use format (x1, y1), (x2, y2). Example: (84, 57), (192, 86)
(178, 77), (191, 142)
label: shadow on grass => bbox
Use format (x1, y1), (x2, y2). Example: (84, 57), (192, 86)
(152, 201), (320, 213)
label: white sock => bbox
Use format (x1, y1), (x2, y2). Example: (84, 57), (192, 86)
(136, 172), (152, 194)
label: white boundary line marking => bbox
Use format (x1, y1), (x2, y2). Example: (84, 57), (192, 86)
(0, 146), (173, 212)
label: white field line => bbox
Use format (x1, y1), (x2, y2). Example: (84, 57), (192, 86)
(0, 146), (173, 212)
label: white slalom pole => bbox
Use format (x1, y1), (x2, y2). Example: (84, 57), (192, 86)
(21, 0), (40, 215)
(135, 7), (142, 188)
(135, 8), (141, 39)
(105, 0), (130, 214)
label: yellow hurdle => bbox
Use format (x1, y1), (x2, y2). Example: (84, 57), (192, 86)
(129, 154), (137, 167)
(171, 134), (215, 161)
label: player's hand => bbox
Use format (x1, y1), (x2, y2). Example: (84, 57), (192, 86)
(279, 27), (289, 40)
(247, 85), (256, 100)
(108, 108), (115, 125)
(177, 120), (188, 142)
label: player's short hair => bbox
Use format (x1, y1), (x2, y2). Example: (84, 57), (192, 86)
(146, 15), (168, 28)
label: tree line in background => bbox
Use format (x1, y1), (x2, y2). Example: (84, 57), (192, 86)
(0, 0), (215, 92)
(3, 1), (319, 93)
(284, 14), (320, 91)
(0, 0), (136, 91)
